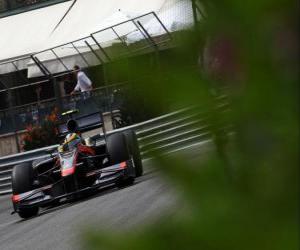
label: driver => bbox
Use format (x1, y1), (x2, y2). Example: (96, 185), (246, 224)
(58, 133), (81, 153)
(64, 133), (81, 146)
(60, 119), (95, 156)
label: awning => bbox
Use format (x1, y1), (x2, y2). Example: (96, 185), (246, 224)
(0, 0), (195, 77)
(127, 0), (194, 43)
(39, 0), (167, 49)
(28, 0), (194, 77)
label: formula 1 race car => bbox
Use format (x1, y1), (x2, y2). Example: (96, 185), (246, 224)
(11, 110), (143, 219)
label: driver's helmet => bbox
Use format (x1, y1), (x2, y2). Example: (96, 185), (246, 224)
(67, 119), (78, 133)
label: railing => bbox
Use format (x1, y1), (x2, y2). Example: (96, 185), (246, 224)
(0, 82), (128, 135)
(29, 11), (172, 77)
(0, 96), (231, 195)
(0, 12), (172, 76)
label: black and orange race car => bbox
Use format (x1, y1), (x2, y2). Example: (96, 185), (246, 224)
(11, 110), (143, 219)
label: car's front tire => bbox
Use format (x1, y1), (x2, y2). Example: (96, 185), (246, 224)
(123, 130), (143, 177)
(107, 133), (130, 165)
(107, 133), (134, 187)
(12, 163), (39, 219)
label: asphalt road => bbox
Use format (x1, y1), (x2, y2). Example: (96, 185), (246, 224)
(0, 141), (212, 250)
(0, 162), (180, 250)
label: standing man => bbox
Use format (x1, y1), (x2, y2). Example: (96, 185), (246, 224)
(71, 65), (93, 100)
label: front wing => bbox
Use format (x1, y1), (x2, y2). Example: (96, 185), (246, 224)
(12, 160), (135, 212)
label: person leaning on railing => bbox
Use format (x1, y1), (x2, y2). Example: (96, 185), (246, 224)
(70, 65), (93, 100)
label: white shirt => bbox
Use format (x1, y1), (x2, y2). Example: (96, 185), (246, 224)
(74, 71), (92, 92)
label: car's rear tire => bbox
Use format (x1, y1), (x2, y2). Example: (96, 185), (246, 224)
(107, 133), (129, 165)
(124, 130), (143, 177)
(12, 162), (39, 219)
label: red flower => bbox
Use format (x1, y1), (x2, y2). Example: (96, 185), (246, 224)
(22, 107), (60, 151)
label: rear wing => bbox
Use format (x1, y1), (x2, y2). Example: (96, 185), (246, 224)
(58, 112), (103, 137)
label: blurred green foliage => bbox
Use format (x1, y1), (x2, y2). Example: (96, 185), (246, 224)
(83, 0), (299, 249)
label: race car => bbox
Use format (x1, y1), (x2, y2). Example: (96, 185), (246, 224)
(11, 110), (143, 219)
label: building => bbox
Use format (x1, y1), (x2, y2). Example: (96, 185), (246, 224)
(0, 0), (200, 155)
(0, 0), (70, 17)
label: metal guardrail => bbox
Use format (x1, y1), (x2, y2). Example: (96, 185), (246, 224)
(0, 100), (230, 195)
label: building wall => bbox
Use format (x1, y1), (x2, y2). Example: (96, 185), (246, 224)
(0, 0), (44, 11)
(0, 131), (25, 157)
(0, 0), (6, 11)
(0, 0), (70, 16)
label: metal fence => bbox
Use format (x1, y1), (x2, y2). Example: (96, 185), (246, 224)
(30, 12), (172, 76)
(0, 12), (172, 76)
(0, 82), (128, 135)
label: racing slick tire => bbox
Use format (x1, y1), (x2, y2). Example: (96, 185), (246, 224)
(107, 133), (130, 165)
(123, 130), (143, 177)
(107, 133), (134, 188)
(12, 162), (39, 219)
